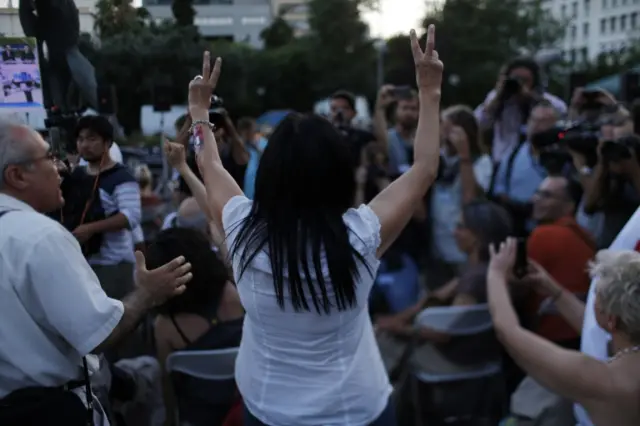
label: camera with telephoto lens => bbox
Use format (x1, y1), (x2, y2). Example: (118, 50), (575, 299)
(601, 135), (640, 163)
(531, 126), (574, 174)
(208, 95), (225, 129)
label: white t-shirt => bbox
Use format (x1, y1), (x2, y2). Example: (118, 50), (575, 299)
(0, 193), (124, 398)
(574, 206), (640, 426)
(223, 196), (392, 426)
(79, 142), (123, 165)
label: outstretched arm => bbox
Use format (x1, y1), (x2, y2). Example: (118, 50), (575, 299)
(487, 239), (614, 406)
(189, 53), (243, 229)
(369, 26), (443, 257)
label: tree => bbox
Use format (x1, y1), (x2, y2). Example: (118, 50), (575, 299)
(93, 0), (147, 39)
(306, 0), (376, 98)
(172, 0), (195, 27)
(416, 0), (566, 106)
(260, 16), (295, 49)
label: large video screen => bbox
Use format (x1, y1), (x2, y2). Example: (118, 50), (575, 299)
(0, 37), (43, 110)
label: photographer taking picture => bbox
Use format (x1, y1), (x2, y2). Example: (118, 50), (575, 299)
(570, 92), (640, 248)
(330, 90), (377, 168)
(475, 57), (567, 163)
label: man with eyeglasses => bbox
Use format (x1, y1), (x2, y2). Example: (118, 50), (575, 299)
(0, 118), (192, 425)
(509, 175), (596, 425)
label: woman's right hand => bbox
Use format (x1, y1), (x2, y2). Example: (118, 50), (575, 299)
(410, 25), (443, 94)
(188, 51), (222, 120)
(164, 139), (187, 170)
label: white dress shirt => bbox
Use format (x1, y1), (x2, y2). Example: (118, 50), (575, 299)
(223, 195), (392, 426)
(0, 193), (124, 399)
(574, 206), (640, 426)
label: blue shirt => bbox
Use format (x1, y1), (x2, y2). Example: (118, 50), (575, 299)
(493, 142), (547, 202)
(244, 137), (268, 200)
(387, 129), (412, 175)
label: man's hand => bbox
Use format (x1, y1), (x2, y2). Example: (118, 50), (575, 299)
(520, 260), (563, 299)
(410, 25), (443, 94)
(72, 223), (96, 244)
(376, 85), (396, 109)
(134, 251), (192, 307)
(164, 139), (187, 171)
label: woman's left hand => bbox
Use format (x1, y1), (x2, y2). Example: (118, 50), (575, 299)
(188, 51), (222, 118)
(488, 237), (517, 278)
(448, 125), (470, 159)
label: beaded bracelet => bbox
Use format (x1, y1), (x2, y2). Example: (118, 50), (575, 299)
(188, 120), (215, 134)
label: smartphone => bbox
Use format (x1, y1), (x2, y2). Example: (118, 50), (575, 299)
(513, 237), (528, 279)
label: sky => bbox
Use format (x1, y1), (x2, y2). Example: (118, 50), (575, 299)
(362, 0), (429, 39)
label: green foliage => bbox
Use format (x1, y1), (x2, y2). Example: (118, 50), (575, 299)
(93, 0), (147, 39)
(171, 0), (196, 27)
(260, 17), (295, 49)
(418, 0), (566, 106)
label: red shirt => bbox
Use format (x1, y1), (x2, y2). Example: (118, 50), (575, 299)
(526, 217), (596, 342)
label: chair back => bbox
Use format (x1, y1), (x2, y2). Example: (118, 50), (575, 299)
(166, 347), (239, 381)
(414, 304), (493, 335)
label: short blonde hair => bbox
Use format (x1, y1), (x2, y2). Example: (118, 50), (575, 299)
(591, 249), (640, 343)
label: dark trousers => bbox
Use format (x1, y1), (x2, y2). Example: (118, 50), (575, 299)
(243, 397), (397, 426)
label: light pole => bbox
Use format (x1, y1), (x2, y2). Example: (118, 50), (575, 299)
(374, 39), (386, 89)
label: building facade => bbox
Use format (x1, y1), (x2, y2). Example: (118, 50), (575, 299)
(547, 0), (640, 63)
(143, 0), (272, 48)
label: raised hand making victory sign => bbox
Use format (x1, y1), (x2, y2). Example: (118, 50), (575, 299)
(410, 25), (443, 93)
(189, 51), (222, 117)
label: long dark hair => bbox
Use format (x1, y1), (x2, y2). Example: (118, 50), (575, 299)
(146, 227), (230, 316)
(230, 113), (370, 314)
(462, 200), (513, 262)
(443, 105), (484, 159)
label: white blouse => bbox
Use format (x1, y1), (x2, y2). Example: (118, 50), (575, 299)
(223, 195), (392, 426)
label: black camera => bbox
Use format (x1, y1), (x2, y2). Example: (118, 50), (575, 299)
(601, 135), (640, 163)
(502, 76), (523, 98)
(531, 126), (573, 174)
(209, 95), (225, 129)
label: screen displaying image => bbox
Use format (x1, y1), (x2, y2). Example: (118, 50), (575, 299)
(0, 37), (43, 110)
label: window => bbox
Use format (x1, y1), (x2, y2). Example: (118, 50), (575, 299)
(622, 0), (627, 4)
(610, 16), (617, 31)
(570, 49), (576, 63)
(241, 16), (267, 25)
(561, 4), (567, 17)
(600, 43), (607, 52)
(602, 0), (607, 7)
(601, 18), (607, 33)
(585, 0), (591, 14)
(194, 17), (233, 26)
(621, 14), (627, 30)
(572, 1), (578, 16)
(632, 12), (638, 28)
(612, 0), (617, 6)
(571, 24), (577, 39)
(583, 22), (589, 36)
(582, 47), (589, 61)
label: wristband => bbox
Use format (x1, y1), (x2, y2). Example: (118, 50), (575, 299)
(188, 120), (215, 135)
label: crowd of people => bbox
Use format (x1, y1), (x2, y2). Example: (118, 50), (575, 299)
(1, 24), (640, 426)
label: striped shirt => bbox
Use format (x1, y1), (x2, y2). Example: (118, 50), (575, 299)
(85, 164), (141, 265)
